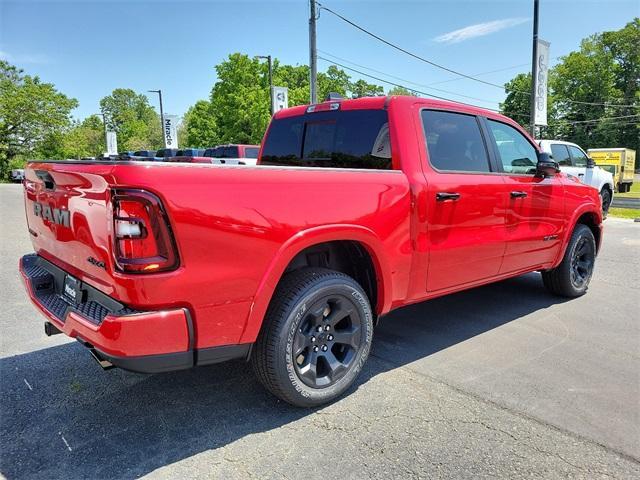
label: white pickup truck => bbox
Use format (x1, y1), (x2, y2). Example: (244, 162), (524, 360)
(538, 140), (614, 216)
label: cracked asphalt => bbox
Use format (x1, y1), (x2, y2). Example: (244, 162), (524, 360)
(1, 183), (639, 479)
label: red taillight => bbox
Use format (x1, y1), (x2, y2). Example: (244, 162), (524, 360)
(111, 189), (179, 273)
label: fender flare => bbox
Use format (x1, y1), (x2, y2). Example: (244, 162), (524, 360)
(239, 224), (393, 344)
(553, 203), (603, 266)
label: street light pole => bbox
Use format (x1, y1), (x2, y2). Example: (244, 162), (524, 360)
(309, 0), (318, 104)
(255, 55), (273, 115)
(529, 0), (540, 137)
(148, 89), (167, 148)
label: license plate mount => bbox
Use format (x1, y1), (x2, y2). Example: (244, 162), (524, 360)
(63, 274), (83, 305)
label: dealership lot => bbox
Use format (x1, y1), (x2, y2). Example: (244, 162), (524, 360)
(1, 183), (638, 479)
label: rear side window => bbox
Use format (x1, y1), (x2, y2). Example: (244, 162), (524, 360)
(244, 147), (259, 158)
(550, 144), (571, 166)
(568, 145), (588, 167)
(487, 120), (537, 174)
(421, 110), (489, 172)
(261, 109), (392, 170)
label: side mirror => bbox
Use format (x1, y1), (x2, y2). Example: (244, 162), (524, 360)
(586, 157), (596, 168)
(536, 152), (560, 177)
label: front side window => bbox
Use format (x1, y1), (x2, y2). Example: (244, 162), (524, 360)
(568, 145), (588, 167)
(487, 120), (537, 174)
(421, 110), (489, 172)
(550, 144), (571, 166)
(261, 109), (392, 170)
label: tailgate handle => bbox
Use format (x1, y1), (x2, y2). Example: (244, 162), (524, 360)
(35, 171), (55, 190)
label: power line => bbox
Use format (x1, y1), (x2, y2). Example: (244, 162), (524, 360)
(318, 55), (529, 119)
(319, 50), (504, 105)
(318, 1), (639, 108)
(319, 56), (637, 126)
(549, 114), (640, 126)
(317, 2), (511, 90)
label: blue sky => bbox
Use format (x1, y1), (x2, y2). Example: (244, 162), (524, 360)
(1, 0), (637, 120)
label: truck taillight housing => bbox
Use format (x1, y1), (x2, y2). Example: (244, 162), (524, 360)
(111, 189), (179, 273)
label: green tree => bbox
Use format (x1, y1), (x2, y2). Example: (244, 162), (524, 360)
(501, 18), (639, 157)
(500, 73), (533, 131)
(350, 79), (384, 98)
(181, 100), (218, 147)
(99, 88), (162, 151)
(387, 86), (417, 96)
(209, 53), (270, 144)
(186, 53), (384, 146)
(0, 60), (77, 177)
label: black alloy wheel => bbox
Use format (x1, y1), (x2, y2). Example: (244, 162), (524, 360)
(293, 295), (362, 389)
(569, 236), (595, 290)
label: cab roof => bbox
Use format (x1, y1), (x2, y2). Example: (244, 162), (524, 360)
(273, 95), (524, 129)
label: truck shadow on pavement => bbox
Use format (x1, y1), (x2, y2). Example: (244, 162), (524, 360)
(0, 273), (567, 479)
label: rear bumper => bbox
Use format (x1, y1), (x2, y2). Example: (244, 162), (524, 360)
(20, 254), (250, 373)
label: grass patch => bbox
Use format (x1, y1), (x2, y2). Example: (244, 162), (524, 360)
(617, 182), (639, 199)
(608, 207), (640, 219)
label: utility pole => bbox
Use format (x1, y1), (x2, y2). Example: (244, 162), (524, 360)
(529, 0), (540, 137)
(255, 55), (273, 115)
(309, 0), (318, 104)
(148, 89), (167, 148)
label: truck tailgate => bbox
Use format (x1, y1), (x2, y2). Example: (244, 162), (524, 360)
(23, 162), (116, 293)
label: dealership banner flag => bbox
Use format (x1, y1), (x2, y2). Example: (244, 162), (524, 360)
(534, 39), (550, 126)
(106, 131), (118, 155)
(271, 86), (289, 113)
(163, 115), (179, 148)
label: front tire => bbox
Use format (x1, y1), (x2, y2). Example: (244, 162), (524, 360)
(252, 268), (374, 407)
(600, 188), (611, 218)
(542, 224), (596, 297)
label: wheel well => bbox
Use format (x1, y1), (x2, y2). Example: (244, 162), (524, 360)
(575, 212), (601, 252)
(285, 241), (378, 314)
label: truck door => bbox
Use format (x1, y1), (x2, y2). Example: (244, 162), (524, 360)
(567, 145), (591, 184)
(420, 109), (507, 292)
(483, 119), (565, 274)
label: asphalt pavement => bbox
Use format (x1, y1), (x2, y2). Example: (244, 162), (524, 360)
(1, 183), (639, 479)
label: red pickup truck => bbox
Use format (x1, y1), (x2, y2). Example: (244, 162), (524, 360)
(20, 96), (602, 406)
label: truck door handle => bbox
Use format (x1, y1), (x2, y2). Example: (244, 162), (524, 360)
(436, 192), (461, 201)
(510, 191), (528, 198)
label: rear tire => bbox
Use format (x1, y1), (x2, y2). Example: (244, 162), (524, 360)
(252, 268), (374, 407)
(542, 224), (596, 297)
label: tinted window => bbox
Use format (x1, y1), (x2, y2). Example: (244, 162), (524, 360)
(550, 144), (571, 166)
(245, 147), (259, 159)
(569, 145), (588, 167)
(487, 120), (537, 174)
(421, 110), (489, 172)
(261, 109), (392, 170)
(223, 146), (239, 158)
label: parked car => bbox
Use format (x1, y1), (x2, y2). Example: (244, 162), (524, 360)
(587, 148), (636, 193)
(166, 149), (206, 162)
(119, 150), (157, 161)
(10, 169), (25, 182)
(19, 96), (603, 407)
(154, 148), (179, 161)
(538, 140), (614, 215)
(207, 144), (260, 165)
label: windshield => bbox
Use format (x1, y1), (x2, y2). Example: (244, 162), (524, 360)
(261, 109), (392, 170)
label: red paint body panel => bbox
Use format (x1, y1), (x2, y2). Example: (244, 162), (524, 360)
(21, 96), (603, 360)
(19, 259), (190, 357)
